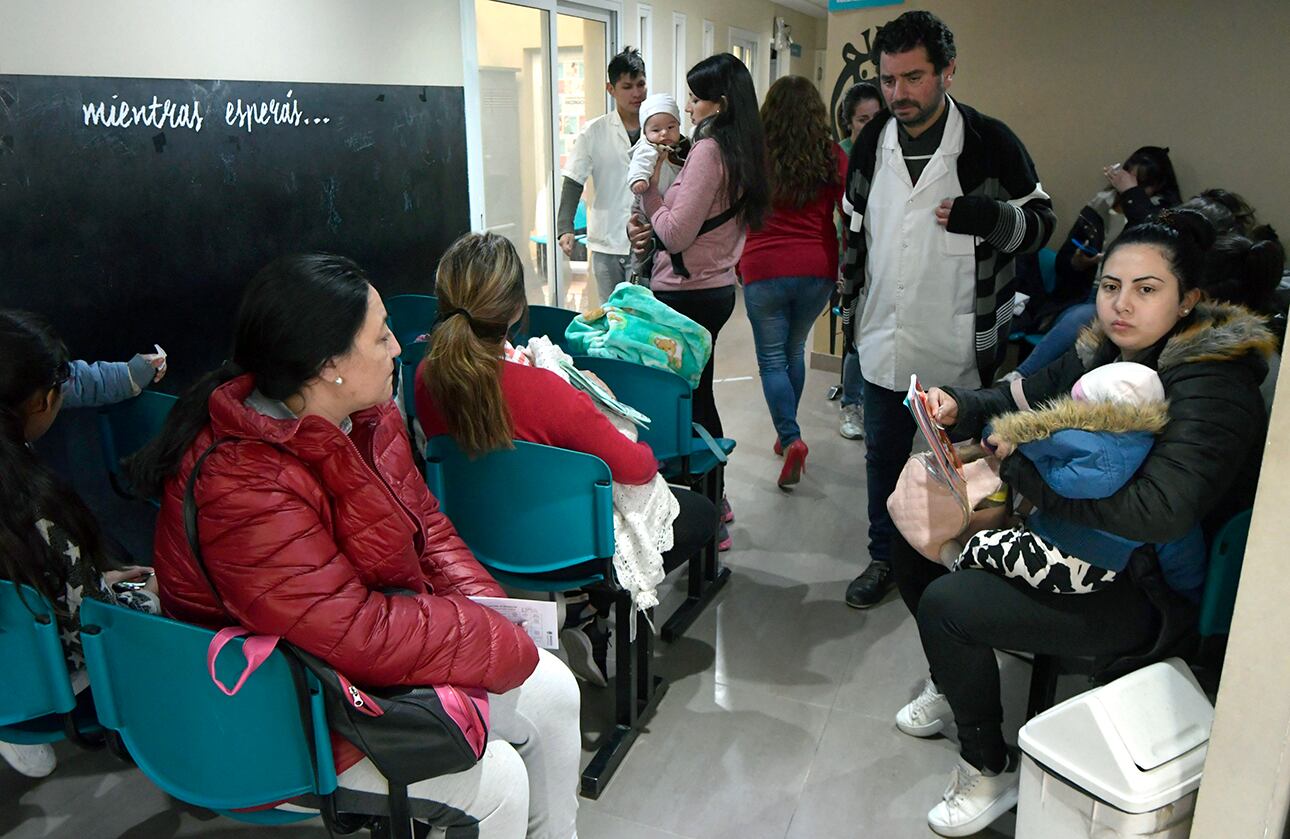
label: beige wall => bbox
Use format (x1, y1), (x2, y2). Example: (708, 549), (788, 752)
(824, 0), (1290, 237)
(0, 0), (463, 86)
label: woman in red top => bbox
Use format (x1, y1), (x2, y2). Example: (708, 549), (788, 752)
(132, 254), (578, 838)
(415, 232), (717, 687)
(738, 75), (847, 489)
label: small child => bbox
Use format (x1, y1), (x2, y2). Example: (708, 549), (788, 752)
(954, 362), (1205, 595)
(626, 93), (688, 283)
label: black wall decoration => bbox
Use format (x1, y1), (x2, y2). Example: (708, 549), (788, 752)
(830, 29), (881, 141)
(0, 75), (470, 388)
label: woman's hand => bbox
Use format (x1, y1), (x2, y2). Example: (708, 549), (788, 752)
(984, 432), (1015, 459)
(580, 370), (616, 399)
(1071, 248), (1102, 272)
(1104, 162), (1138, 193)
(627, 213), (654, 255)
(925, 387), (959, 426)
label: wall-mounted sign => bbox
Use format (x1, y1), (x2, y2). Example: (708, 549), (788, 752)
(828, 0), (904, 10)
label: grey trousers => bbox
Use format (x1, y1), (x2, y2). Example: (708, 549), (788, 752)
(589, 251), (629, 305)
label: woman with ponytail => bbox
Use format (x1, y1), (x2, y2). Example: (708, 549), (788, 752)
(415, 232), (718, 687)
(0, 311), (157, 779)
(133, 254), (579, 839)
(886, 210), (1274, 836)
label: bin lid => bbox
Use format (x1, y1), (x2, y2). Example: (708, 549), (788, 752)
(1018, 659), (1213, 813)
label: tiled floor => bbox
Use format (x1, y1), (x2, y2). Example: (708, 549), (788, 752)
(3, 288), (1039, 838)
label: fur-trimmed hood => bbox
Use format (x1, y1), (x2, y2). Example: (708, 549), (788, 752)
(990, 397), (1169, 446)
(1075, 300), (1277, 371)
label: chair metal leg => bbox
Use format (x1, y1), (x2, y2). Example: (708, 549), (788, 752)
(1026, 654), (1061, 719)
(660, 465), (731, 642)
(580, 592), (667, 799)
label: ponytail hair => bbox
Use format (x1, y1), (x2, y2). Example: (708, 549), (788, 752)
(128, 254), (372, 497)
(422, 232), (526, 456)
(0, 310), (108, 602)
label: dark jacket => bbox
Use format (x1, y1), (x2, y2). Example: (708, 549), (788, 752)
(840, 99), (1057, 385)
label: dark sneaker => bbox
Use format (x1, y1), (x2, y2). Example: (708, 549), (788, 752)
(845, 560), (895, 609)
(561, 615), (610, 688)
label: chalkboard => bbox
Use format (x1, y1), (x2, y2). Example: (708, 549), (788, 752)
(0, 75), (470, 388)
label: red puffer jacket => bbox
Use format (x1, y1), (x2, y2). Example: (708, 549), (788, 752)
(153, 375), (539, 695)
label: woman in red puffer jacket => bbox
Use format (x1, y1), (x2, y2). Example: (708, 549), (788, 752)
(130, 254), (579, 839)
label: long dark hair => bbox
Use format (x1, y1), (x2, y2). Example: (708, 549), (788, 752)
(762, 76), (838, 209)
(686, 53), (770, 230)
(0, 310), (108, 602)
(1202, 231), (1285, 316)
(1124, 146), (1181, 205)
(128, 254), (372, 497)
(422, 232), (526, 456)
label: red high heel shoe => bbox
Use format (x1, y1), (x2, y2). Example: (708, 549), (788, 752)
(778, 439), (808, 489)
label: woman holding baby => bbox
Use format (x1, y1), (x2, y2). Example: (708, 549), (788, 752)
(890, 209), (1275, 837)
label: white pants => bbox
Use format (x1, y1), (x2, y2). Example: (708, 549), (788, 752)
(332, 650), (581, 839)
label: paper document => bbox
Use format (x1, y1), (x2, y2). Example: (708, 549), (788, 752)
(561, 361), (652, 429)
(904, 374), (968, 511)
(468, 596), (560, 650)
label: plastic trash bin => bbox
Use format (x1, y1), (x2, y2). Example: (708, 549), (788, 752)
(1016, 658), (1213, 838)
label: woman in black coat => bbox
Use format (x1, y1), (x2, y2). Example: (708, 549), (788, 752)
(896, 210), (1274, 838)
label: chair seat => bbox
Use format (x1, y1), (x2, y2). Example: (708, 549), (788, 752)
(0, 706), (102, 746)
(486, 568), (605, 592)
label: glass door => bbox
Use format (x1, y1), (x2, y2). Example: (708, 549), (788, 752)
(474, 0), (555, 306)
(554, 4), (614, 310)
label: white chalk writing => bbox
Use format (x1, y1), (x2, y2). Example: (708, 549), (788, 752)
(81, 95), (205, 132)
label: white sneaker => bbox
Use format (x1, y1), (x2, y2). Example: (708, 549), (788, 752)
(839, 404), (864, 439)
(0, 741), (56, 778)
(896, 677), (953, 737)
(927, 756), (1020, 837)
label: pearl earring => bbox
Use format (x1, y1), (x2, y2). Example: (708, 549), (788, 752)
(334, 376), (344, 385)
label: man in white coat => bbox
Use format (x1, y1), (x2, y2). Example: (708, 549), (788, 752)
(557, 47), (648, 304)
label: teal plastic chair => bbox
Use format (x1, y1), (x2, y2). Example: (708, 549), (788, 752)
(78, 598), (339, 828)
(386, 294), (439, 347)
(1008, 247), (1061, 348)
(530, 201), (587, 246)
(1199, 509), (1253, 638)
(98, 391), (178, 502)
(519, 305), (579, 352)
(423, 435), (664, 799)
(0, 580), (102, 748)
(397, 340), (429, 427)
(568, 356), (732, 642)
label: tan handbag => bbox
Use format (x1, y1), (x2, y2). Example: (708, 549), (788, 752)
(887, 444), (1007, 565)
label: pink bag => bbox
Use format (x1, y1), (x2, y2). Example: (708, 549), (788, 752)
(887, 446), (1006, 565)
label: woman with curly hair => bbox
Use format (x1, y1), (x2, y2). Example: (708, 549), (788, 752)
(739, 75), (848, 488)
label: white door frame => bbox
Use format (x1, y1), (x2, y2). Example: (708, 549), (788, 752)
(461, 0), (622, 305)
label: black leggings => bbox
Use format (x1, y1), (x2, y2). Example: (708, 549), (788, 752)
(891, 532), (1158, 771)
(653, 286), (737, 438)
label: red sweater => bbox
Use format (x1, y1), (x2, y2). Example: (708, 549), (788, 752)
(415, 359), (659, 485)
(739, 143), (847, 284)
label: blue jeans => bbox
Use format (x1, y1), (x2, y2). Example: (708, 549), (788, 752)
(743, 276), (834, 444)
(842, 348), (865, 407)
(864, 380), (917, 567)
(1016, 303), (1096, 377)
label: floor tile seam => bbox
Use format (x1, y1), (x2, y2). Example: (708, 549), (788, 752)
(708, 673), (841, 711)
(779, 696), (844, 839)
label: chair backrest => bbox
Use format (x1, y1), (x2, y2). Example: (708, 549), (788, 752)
(424, 436), (613, 577)
(1037, 247), (1058, 295)
(523, 305), (578, 350)
(79, 598), (336, 811)
(0, 580), (77, 727)
(572, 356), (692, 462)
(1199, 509), (1254, 638)
(398, 341), (429, 422)
(97, 391), (178, 485)
(387, 294), (439, 346)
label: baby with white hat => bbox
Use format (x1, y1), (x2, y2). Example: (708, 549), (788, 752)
(627, 93), (684, 196)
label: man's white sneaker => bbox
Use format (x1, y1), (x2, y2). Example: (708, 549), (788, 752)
(839, 404), (864, 439)
(0, 741), (56, 778)
(927, 756), (1020, 837)
(896, 677), (953, 737)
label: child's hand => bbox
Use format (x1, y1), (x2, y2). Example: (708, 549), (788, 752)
(984, 433), (1015, 459)
(630, 179), (649, 195)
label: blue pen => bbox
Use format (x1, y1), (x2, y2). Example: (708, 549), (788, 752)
(1070, 238), (1099, 257)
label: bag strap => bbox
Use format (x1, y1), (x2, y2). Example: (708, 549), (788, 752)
(184, 436), (237, 609)
(208, 626), (281, 696)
